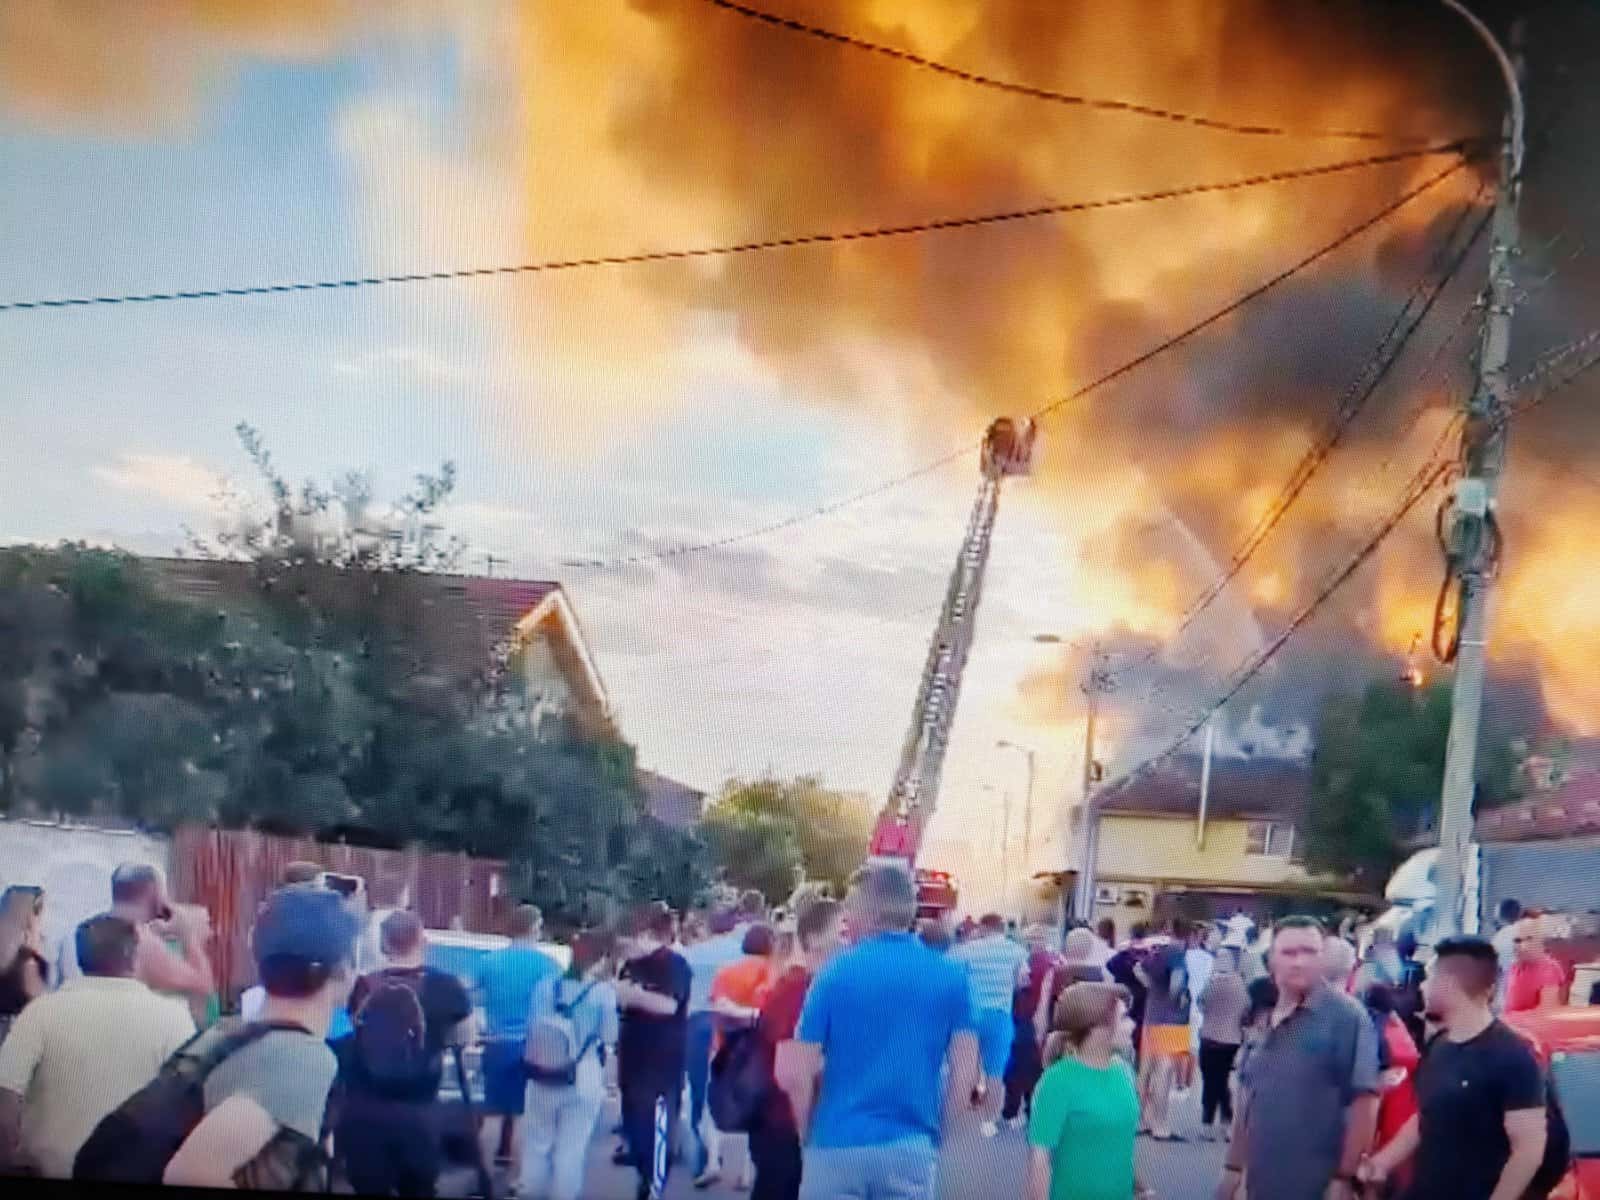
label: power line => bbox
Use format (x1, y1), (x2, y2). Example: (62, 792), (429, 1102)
(564, 153), (1473, 572)
(0, 142), (1469, 315)
(1102, 447), (1452, 793)
(702, 0), (1452, 144)
(1120, 194), (1492, 674)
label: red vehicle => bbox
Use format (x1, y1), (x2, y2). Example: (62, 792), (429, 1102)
(1504, 1006), (1600, 1199)
(914, 868), (958, 921)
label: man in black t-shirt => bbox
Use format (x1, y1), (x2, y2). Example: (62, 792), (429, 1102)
(1359, 936), (1552, 1200)
(334, 911), (475, 1197)
(614, 902), (692, 1200)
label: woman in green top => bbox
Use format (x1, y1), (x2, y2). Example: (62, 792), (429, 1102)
(1026, 982), (1153, 1200)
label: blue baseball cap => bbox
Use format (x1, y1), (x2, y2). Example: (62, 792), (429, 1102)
(253, 885), (360, 968)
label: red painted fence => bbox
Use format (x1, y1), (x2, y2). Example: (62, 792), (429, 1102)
(169, 826), (509, 1003)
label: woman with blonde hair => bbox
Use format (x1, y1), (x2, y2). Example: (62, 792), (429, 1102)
(0, 885), (48, 1022)
(1027, 982), (1152, 1200)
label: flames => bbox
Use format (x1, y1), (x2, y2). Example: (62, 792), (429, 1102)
(7, 1), (1600, 744)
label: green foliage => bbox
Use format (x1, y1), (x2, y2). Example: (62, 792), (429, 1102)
(0, 425), (714, 924)
(701, 804), (804, 904)
(1306, 678), (1527, 888)
(702, 775), (875, 902)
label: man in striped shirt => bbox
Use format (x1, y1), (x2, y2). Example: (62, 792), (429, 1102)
(950, 913), (1029, 1137)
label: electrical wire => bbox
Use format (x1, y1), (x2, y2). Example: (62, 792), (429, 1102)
(1101, 447), (1453, 793)
(701, 0), (1455, 144)
(0, 142), (1470, 315)
(561, 154), (1473, 572)
(1115, 191), (1491, 676)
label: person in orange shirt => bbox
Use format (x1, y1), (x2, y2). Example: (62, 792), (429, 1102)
(705, 924), (777, 1190)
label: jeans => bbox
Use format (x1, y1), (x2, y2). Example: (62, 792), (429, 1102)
(520, 1081), (604, 1200)
(337, 1098), (440, 1197)
(685, 1011), (716, 1172)
(1198, 1038), (1239, 1126)
(749, 1121), (803, 1200)
(1002, 1014), (1042, 1121)
(798, 1139), (937, 1200)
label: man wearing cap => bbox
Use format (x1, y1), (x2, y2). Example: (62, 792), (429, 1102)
(163, 887), (359, 1191)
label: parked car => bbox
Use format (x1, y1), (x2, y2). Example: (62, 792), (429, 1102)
(1504, 1006), (1600, 1199)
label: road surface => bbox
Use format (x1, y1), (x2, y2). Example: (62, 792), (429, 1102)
(558, 1088), (1227, 1200)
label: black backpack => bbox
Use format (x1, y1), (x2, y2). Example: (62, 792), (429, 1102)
(74, 1020), (322, 1187)
(708, 1026), (772, 1134)
(353, 969), (432, 1089)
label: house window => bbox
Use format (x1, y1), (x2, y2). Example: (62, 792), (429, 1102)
(1245, 820), (1295, 857)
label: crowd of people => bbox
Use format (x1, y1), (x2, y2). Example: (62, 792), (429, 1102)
(0, 862), (1584, 1199)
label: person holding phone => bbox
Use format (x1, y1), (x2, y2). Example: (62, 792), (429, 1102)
(57, 865), (214, 1016)
(0, 886), (49, 1020)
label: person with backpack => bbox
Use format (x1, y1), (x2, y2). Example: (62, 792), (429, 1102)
(518, 930), (618, 1200)
(0, 914), (195, 1178)
(334, 909), (475, 1198)
(75, 886), (358, 1191)
(476, 904), (562, 1182)
(703, 923), (778, 1189)
(1357, 936), (1567, 1200)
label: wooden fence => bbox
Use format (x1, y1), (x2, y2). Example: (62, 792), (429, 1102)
(170, 826), (509, 1002)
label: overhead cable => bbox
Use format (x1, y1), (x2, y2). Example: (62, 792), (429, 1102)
(701, 0), (1457, 144)
(563, 155), (1473, 571)
(1121, 194), (1492, 672)
(1101, 448), (1453, 793)
(0, 143), (1470, 316)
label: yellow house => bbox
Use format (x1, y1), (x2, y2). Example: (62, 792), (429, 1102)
(1088, 756), (1369, 936)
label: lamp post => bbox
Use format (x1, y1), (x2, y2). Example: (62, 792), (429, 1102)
(1034, 635), (1115, 920)
(996, 739), (1037, 881)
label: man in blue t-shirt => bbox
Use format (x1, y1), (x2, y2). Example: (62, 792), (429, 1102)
(778, 864), (979, 1200)
(474, 905), (560, 1174)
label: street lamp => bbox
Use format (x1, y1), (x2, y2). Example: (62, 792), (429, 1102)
(996, 739), (1037, 881)
(980, 783), (1012, 909)
(1034, 634), (1113, 921)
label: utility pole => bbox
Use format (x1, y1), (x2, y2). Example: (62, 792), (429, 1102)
(996, 739), (1037, 885)
(1072, 646), (1115, 920)
(1001, 788), (1013, 911)
(1434, 2), (1524, 940)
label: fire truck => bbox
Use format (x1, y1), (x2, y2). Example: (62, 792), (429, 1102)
(865, 417), (1037, 920)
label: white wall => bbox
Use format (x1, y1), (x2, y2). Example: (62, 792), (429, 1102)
(0, 819), (171, 977)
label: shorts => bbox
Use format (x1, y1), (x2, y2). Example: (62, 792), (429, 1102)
(975, 1007), (1015, 1078)
(1142, 1024), (1192, 1061)
(483, 1038), (529, 1115)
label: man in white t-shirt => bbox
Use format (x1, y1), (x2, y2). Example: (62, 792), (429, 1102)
(0, 915), (195, 1178)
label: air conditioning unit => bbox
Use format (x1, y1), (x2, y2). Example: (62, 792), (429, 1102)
(1094, 885), (1118, 905)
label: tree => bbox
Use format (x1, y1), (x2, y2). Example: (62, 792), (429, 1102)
(0, 425), (714, 924)
(702, 775), (875, 902)
(701, 804), (804, 904)
(1305, 678), (1526, 888)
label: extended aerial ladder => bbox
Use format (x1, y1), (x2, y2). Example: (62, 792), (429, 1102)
(866, 417), (1037, 917)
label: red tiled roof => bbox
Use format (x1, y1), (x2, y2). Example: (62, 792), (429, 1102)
(1476, 772), (1600, 843)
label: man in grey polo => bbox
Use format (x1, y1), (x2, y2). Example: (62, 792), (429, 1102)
(1216, 916), (1379, 1200)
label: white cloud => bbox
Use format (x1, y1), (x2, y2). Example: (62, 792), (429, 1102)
(332, 347), (468, 388)
(92, 452), (227, 511)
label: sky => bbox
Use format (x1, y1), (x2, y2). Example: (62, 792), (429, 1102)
(3, 1), (1598, 909)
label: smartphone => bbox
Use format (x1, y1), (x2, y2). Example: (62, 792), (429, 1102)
(320, 873), (362, 899)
